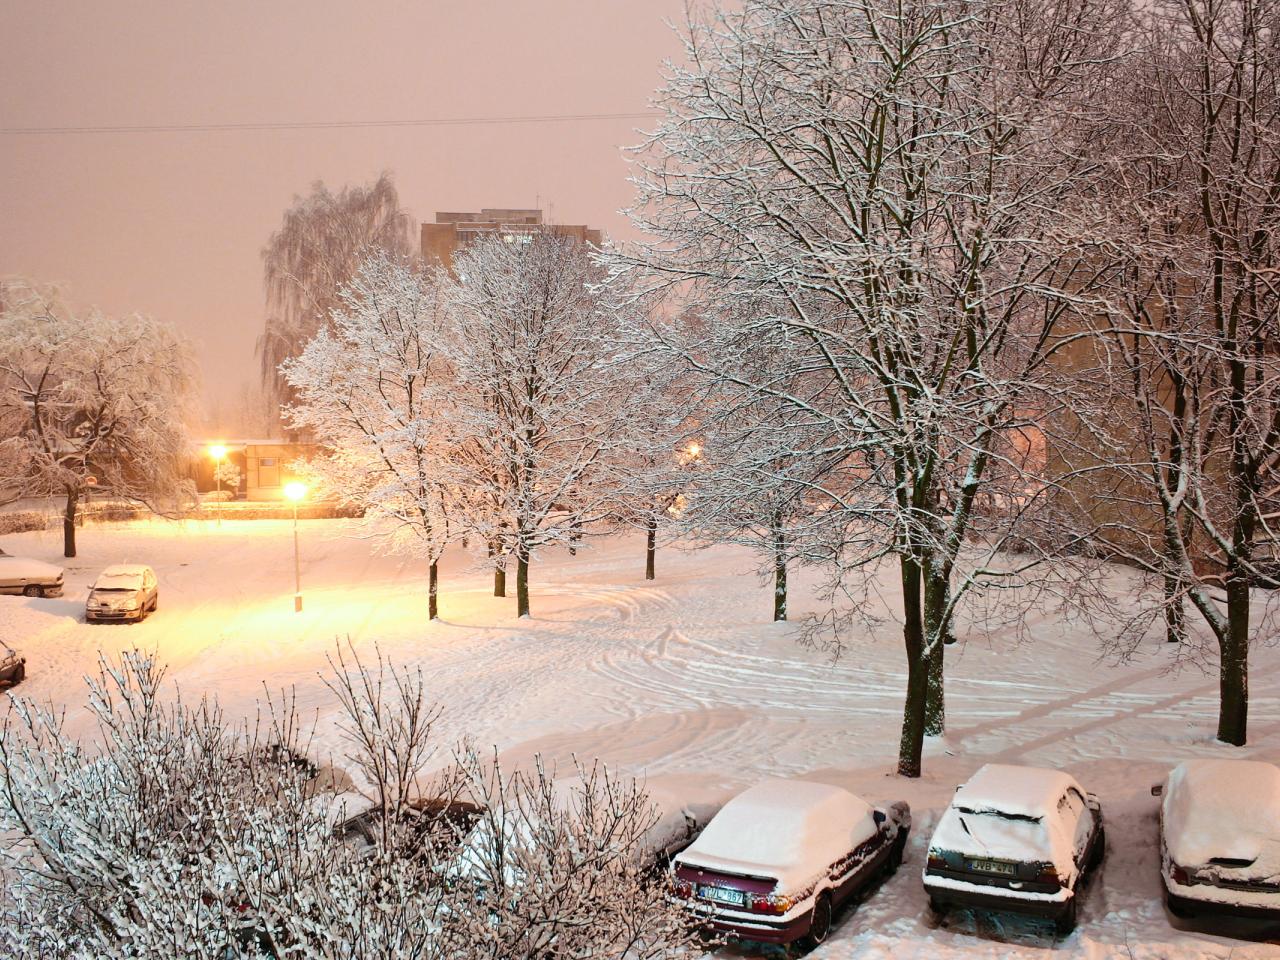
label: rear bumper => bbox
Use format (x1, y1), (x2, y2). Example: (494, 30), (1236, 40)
(1166, 879), (1280, 920)
(690, 904), (813, 945)
(924, 874), (1071, 920)
(43, 583), (64, 597)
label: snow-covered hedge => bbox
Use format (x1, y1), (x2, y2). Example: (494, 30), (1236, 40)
(0, 511), (52, 535)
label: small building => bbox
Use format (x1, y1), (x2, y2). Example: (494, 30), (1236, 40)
(421, 208), (604, 271)
(190, 440), (316, 501)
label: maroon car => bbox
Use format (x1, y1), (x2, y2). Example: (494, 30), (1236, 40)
(670, 779), (910, 952)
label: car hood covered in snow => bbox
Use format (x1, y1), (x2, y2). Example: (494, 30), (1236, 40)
(674, 778), (877, 891)
(1164, 759), (1280, 876)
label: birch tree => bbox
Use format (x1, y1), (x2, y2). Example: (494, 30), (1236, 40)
(445, 232), (650, 618)
(260, 173), (413, 406)
(0, 280), (195, 558)
(284, 253), (458, 620)
(617, 0), (1121, 776)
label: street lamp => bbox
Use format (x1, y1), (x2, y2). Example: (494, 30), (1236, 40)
(208, 444), (228, 526)
(284, 481), (307, 612)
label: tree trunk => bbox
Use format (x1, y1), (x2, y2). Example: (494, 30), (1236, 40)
(63, 488), (78, 558)
(489, 541), (506, 597)
(897, 556), (927, 778)
(772, 512), (787, 622)
(923, 568), (948, 736)
(1164, 575), (1186, 643)
(645, 516), (656, 581)
(428, 560), (439, 621)
(1217, 571), (1250, 745)
(516, 545), (530, 618)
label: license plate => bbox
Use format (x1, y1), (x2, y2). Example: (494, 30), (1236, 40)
(967, 858), (1016, 875)
(699, 884), (746, 906)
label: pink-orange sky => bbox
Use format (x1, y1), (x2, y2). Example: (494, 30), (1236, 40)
(0, 1), (688, 421)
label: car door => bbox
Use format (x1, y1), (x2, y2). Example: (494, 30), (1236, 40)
(0, 558), (18, 593)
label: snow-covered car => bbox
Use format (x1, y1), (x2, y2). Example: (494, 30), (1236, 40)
(0, 646), (26, 689)
(336, 797), (486, 861)
(1155, 758), (1280, 920)
(85, 564), (158, 623)
(0, 548), (64, 598)
(671, 779), (911, 952)
(923, 763), (1104, 935)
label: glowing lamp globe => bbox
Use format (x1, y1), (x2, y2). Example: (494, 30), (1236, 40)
(208, 444), (228, 461)
(284, 482), (307, 502)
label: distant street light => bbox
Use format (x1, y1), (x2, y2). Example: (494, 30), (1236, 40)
(208, 444), (228, 526)
(284, 481), (307, 612)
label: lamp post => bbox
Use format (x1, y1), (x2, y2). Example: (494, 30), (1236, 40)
(284, 481), (307, 612)
(208, 445), (228, 526)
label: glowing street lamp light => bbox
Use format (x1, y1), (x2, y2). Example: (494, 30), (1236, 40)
(208, 444), (228, 526)
(284, 481), (307, 612)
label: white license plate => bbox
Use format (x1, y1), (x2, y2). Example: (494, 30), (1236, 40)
(699, 884), (746, 906)
(967, 858), (1016, 875)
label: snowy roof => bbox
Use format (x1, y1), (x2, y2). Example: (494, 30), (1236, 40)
(953, 764), (1081, 820)
(1164, 759), (1280, 871)
(675, 779), (875, 890)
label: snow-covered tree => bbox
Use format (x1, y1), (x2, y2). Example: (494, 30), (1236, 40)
(0, 279), (195, 557)
(0, 649), (698, 960)
(284, 253), (458, 620)
(1089, 0), (1280, 746)
(445, 232), (652, 617)
(260, 173), (413, 407)
(617, 0), (1122, 776)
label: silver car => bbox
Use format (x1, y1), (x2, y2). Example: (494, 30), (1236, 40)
(86, 564), (159, 623)
(0, 548), (65, 597)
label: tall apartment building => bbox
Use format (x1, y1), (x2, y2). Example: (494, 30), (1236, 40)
(421, 208), (604, 269)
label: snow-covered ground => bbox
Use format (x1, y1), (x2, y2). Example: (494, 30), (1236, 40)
(3, 518), (1279, 958)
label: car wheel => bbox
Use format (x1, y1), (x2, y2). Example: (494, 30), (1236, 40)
(1054, 895), (1078, 936)
(151, 595), (159, 612)
(1090, 825), (1106, 870)
(22, 584), (42, 598)
(798, 892), (833, 952)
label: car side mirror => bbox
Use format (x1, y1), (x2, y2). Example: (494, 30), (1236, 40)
(873, 809), (887, 826)
(1151, 784), (1163, 797)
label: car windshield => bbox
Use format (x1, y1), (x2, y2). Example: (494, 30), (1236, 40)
(94, 587), (136, 593)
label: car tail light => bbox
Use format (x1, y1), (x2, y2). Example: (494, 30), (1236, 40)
(926, 851), (946, 872)
(748, 892), (794, 915)
(1170, 863), (1196, 886)
(1031, 862), (1064, 887)
(672, 879), (693, 899)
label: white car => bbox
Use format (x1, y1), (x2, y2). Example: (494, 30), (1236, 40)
(1155, 758), (1280, 920)
(0, 548), (65, 598)
(671, 779), (910, 952)
(86, 564), (159, 623)
(922, 764), (1104, 934)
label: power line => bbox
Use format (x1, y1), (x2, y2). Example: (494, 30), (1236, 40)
(0, 111), (659, 137)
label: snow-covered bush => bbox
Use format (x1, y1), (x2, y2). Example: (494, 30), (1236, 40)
(0, 510), (51, 535)
(0, 649), (696, 959)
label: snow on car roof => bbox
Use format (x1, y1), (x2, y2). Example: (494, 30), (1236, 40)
(675, 779), (875, 889)
(953, 764), (1081, 820)
(1164, 759), (1280, 871)
(95, 564), (150, 585)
